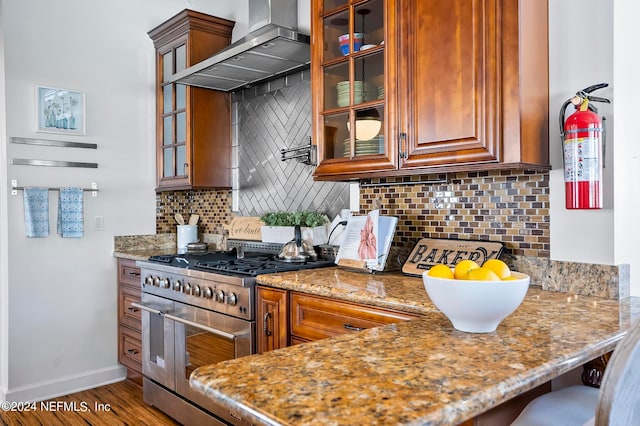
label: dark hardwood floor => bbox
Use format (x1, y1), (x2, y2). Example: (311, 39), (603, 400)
(0, 379), (180, 425)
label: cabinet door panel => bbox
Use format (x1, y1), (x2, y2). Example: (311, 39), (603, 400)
(257, 287), (288, 353)
(400, 0), (499, 168)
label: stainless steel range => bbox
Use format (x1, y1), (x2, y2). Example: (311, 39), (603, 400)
(133, 241), (334, 425)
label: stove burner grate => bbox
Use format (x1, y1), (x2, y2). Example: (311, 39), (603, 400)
(194, 257), (335, 276)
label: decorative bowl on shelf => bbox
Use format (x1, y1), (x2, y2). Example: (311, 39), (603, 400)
(422, 270), (530, 333)
(338, 33), (363, 55)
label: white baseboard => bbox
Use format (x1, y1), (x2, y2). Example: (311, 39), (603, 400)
(3, 365), (127, 402)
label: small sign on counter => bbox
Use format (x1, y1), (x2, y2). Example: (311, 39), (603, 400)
(224, 217), (264, 241)
(402, 238), (504, 276)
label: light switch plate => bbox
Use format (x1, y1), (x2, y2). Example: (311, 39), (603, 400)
(94, 215), (104, 231)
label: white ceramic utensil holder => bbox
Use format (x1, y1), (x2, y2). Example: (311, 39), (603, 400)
(177, 225), (198, 249)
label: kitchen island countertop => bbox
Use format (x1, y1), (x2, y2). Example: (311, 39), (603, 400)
(190, 267), (640, 425)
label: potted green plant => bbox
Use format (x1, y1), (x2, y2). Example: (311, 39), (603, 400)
(260, 211), (329, 245)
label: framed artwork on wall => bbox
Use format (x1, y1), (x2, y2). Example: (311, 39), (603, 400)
(35, 85), (85, 135)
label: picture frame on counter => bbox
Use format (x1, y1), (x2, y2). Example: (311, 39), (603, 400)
(35, 85), (85, 135)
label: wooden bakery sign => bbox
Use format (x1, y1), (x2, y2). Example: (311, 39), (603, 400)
(402, 238), (504, 276)
(223, 217), (264, 241)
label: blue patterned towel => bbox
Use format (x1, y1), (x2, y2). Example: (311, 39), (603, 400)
(23, 187), (50, 238)
(57, 187), (84, 238)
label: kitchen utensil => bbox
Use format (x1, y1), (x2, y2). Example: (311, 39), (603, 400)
(279, 225), (318, 263)
(188, 214), (200, 225)
(175, 213), (185, 225)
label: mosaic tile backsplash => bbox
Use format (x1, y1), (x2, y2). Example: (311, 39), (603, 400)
(359, 170), (550, 258)
(155, 170), (550, 259)
(156, 189), (233, 235)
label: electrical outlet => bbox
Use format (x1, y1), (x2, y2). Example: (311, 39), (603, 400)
(94, 215), (104, 231)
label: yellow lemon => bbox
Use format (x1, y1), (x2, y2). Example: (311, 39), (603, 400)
(467, 267), (501, 281)
(427, 264), (454, 279)
(502, 275), (519, 281)
(482, 259), (511, 280)
(453, 260), (480, 279)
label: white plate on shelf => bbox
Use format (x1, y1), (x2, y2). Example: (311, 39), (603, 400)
(360, 44), (377, 51)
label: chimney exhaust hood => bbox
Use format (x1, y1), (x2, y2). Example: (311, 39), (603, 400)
(170, 0), (310, 92)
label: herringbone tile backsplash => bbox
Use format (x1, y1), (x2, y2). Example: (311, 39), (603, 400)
(233, 74), (350, 219)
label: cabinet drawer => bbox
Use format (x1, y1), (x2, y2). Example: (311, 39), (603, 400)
(118, 326), (142, 374)
(118, 285), (142, 332)
(290, 293), (419, 341)
(118, 258), (142, 287)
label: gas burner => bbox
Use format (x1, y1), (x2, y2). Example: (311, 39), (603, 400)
(194, 256), (335, 276)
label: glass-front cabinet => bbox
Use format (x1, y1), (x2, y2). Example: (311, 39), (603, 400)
(159, 42), (188, 181)
(149, 10), (235, 191)
(312, 0), (551, 181)
(312, 0), (398, 179)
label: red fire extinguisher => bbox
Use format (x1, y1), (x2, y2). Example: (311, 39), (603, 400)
(559, 83), (610, 209)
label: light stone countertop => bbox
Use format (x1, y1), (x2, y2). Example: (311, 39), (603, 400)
(190, 267), (640, 426)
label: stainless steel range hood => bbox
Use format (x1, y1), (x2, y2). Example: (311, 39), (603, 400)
(170, 0), (310, 92)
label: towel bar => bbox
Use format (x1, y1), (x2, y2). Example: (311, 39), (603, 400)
(10, 180), (99, 197)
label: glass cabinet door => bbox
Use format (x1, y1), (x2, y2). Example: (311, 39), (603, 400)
(159, 43), (188, 180)
(319, 0), (386, 162)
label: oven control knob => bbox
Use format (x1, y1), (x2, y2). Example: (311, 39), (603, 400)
(161, 278), (170, 289)
(153, 277), (161, 287)
(145, 276), (154, 286)
(204, 287), (214, 299)
(216, 290), (225, 303)
(193, 284), (202, 297)
(183, 282), (192, 295)
(226, 292), (238, 306)
(174, 280), (182, 292)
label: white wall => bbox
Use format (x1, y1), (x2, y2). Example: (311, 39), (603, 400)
(611, 1), (640, 295)
(0, 0), (9, 398)
(548, 0), (614, 264)
(0, 0), (254, 402)
(549, 0), (639, 296)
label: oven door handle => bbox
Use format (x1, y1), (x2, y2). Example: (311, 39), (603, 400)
(163, 313), (239, 340)
(130, 302), (164, 316)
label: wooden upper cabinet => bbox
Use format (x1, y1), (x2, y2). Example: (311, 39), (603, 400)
(312, 0), (549, 180)
(148, 10), (235, 191)
(399, 0), (500, 168)
(312, 0), (399, 179)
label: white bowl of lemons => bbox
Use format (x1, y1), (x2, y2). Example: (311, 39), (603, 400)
(422, 259), (530, 333)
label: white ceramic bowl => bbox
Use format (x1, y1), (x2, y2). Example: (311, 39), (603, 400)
(422, 271), (530, 333)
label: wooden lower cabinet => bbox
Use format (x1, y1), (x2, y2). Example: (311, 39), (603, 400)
(256, 286), (419, 352)
(290, 292), (420, 341)
(117, 258), (143, 384)
(256, 286), (288, 354)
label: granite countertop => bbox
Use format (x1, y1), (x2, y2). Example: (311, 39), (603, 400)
(113, 247), (177, 261)
(190, 267), (640, 426)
